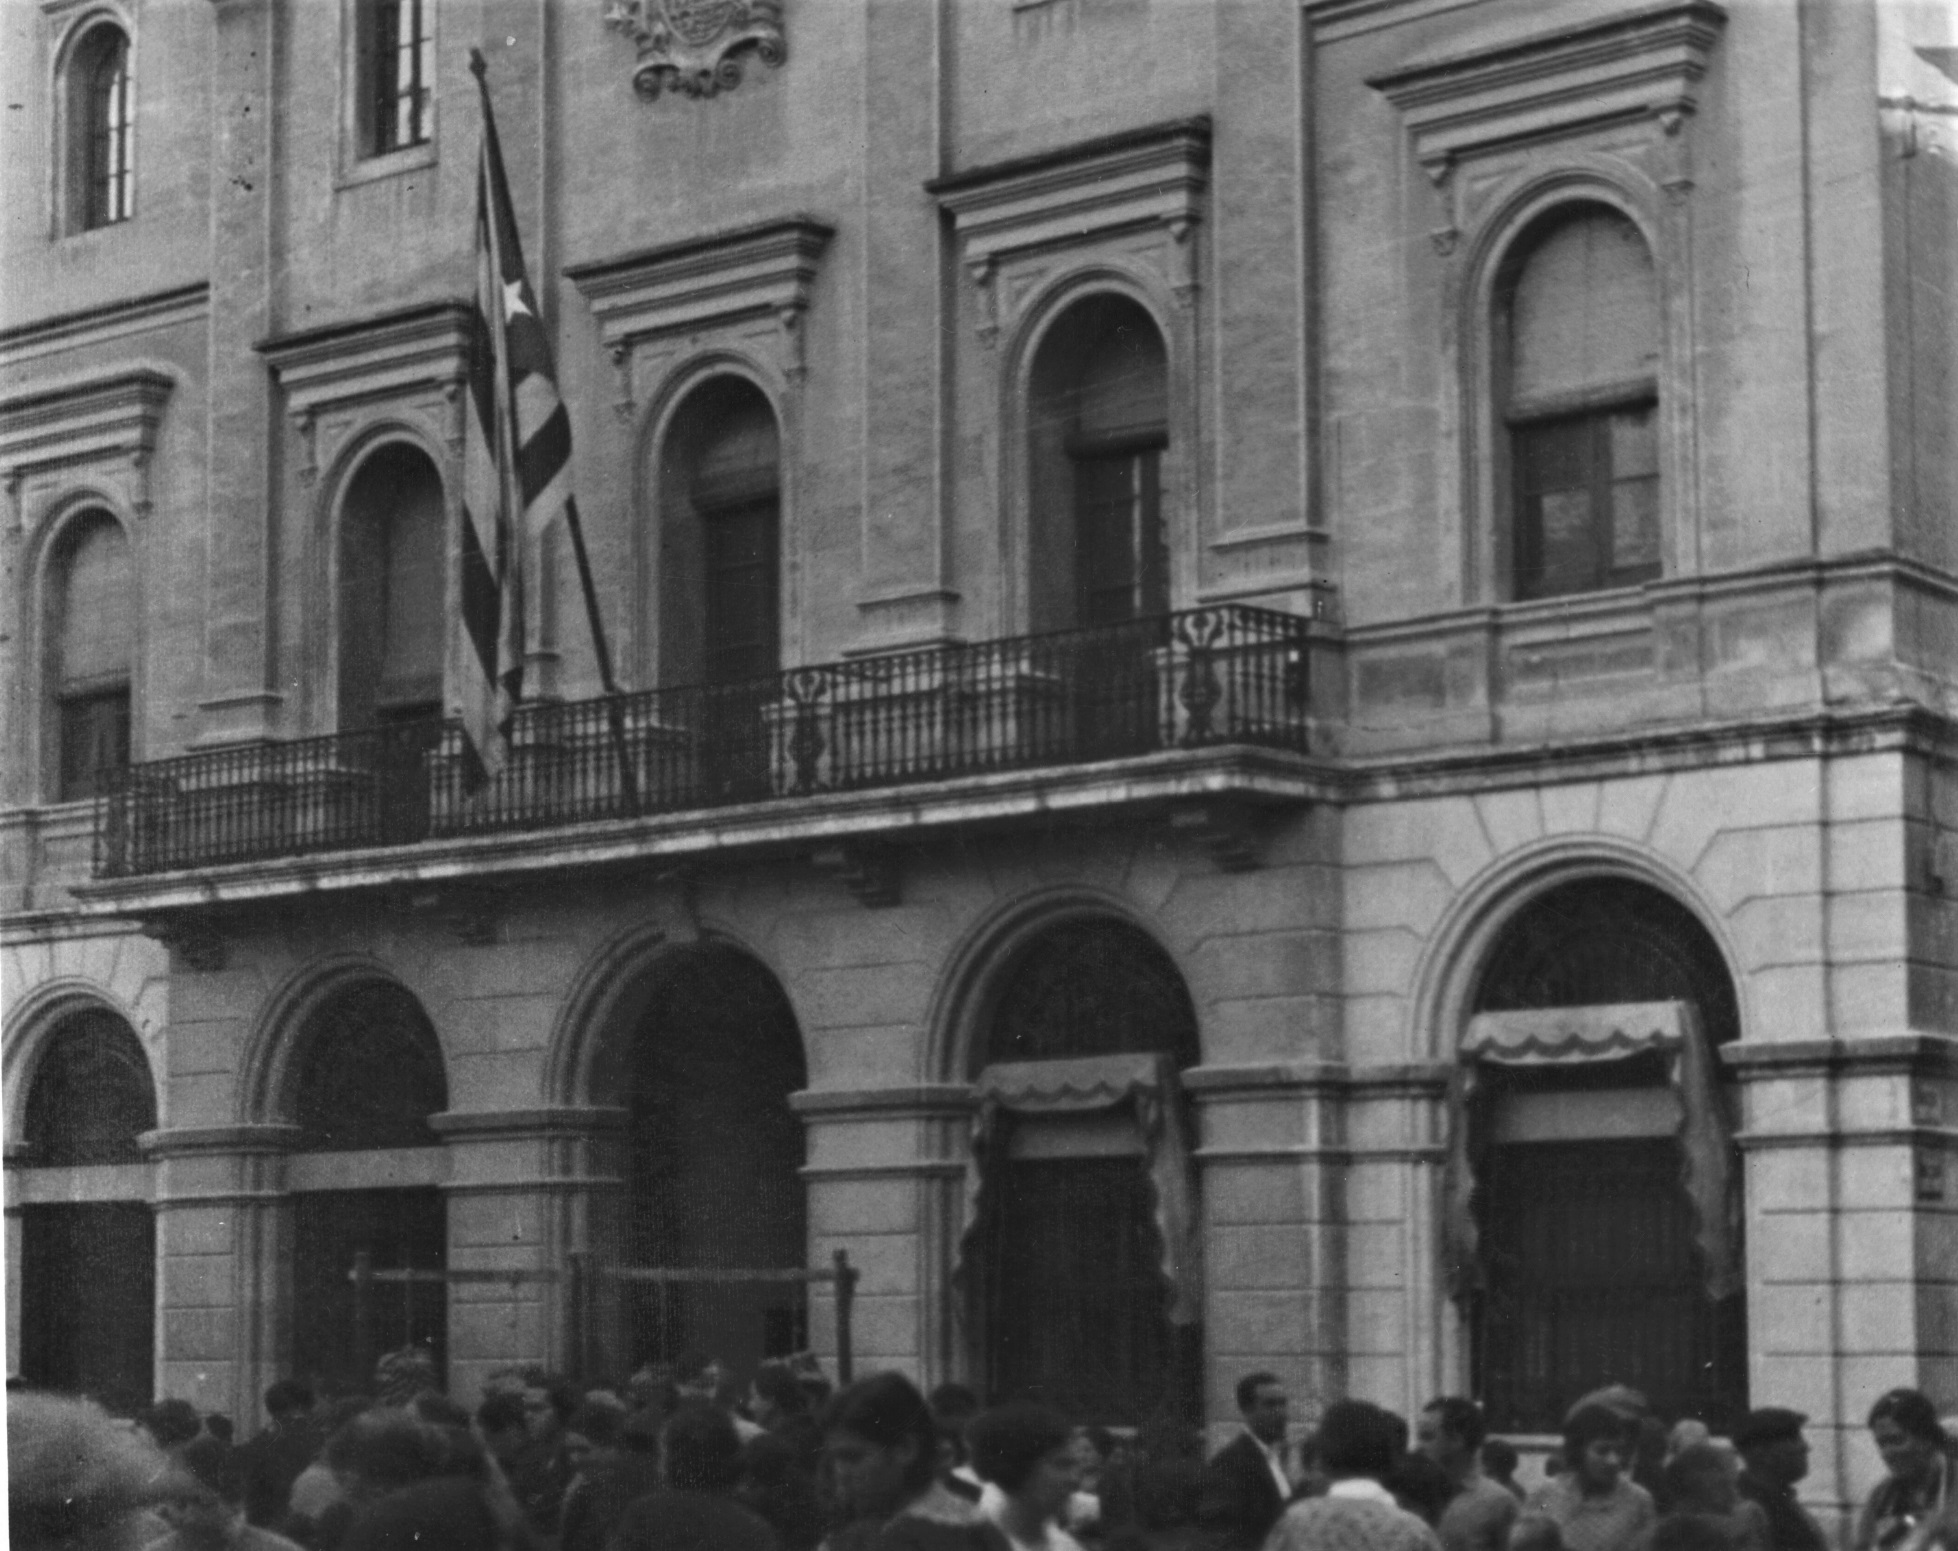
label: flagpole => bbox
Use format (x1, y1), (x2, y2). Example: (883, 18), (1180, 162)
(468, 49), (639, 813)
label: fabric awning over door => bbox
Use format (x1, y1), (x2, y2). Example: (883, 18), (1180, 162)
(953, 1052), (1201, 1325)
(1442, 1000), (1739, 1301)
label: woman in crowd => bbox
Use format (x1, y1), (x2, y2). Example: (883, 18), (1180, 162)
(821, 1372), (1002, 1551)
(9, 1390), (170, 1551)
(1855, 1389), (1956, 1551)
(1523, 1404), (1657, 1551)
(1654, 1441), (1768, 1551)
(968, 1403), (1087, 1551)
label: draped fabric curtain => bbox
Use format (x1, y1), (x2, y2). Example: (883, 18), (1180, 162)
(953, 1053), (1201, 1325)
(1442, 1000), (1739, 1302)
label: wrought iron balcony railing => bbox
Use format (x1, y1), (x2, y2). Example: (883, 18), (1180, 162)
(94, 605), (1312, 879)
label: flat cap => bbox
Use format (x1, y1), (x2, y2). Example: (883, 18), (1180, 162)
(1733, 1408), (1807, 1448)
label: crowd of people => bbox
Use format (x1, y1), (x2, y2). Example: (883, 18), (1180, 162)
(7, 1352), (1955, 1551)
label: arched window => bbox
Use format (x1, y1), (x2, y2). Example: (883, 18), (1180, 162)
(338, 444), (446, 730)
(47, 510), (134, 801)
(288, 979), (449, 1393)
(1499, 207), (1660, 600)
(67, 23), (133, 230)
(16, 1008), (157, 1413)
(969, 918), (1201, 1425)
(1027, 297), (1170, 632)
(657, 378), (782, 688)
(1462, 879), (1746, 1431)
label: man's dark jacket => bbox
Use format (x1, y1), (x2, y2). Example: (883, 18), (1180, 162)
(1737, 1471), (1828, 1551)
(1198, 1433), (1288, 1551)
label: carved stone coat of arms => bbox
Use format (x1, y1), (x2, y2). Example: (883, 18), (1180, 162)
(602, 0), (787, 100)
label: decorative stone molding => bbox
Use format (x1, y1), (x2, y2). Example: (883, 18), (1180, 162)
(0, 366), (174, 525)
(256, 302), (474, 486)
(140, 915), (227, 972)
(928, 118), (1212, 346)
(601, 0), (786, 101)
(566, 217), (833, 417)
(1367, 2), (1727, 187)
(809, 842), (901, 907)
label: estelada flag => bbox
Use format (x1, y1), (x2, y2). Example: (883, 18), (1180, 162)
(455, 48), (575, 788)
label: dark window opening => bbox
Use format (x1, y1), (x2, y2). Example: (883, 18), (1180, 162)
(80, 27), (132, 228)
(1473, 1139), (1747, 1433)
(20, 1203), (155, 1415)
(703, 497), (782, 687)
(985, 918), (1200, 1070)
(339, 444), (446, 732)
(368, 0), (433, 155)
(622, 947), (808, 1380)
(292, 1187), (446, 1393)
(58, 685), (131, 802)
(25, 1010), (156, 1166)
(1073, 443), (1167, 626)
(292, 981), (447, 1151)
(1512, 403), (1660, 600)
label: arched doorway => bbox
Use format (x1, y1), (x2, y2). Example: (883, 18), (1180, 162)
(1456, 878), (1746, 1431)
(611, 944), (808, 1381)
(965, 917), (1202, 1426)
(286, 979), (449, 1393)
(14, 1007), (157, 1413)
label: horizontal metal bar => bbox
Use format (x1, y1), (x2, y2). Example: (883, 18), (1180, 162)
(347, 1266), (559, 1285)
(600, 1265), (858, 1286)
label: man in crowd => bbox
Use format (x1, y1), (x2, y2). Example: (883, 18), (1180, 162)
(1734, 1408), (1828, 1551)
(1198, 1371), (1295, 1551)
(1419, 1397), (1518, 1551)
(236, 1380), (320, 1529)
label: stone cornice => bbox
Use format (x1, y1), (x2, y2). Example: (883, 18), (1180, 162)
(0, 365), (175, 516)
(0, 282), (209, 366)
(566, 215), (833, 394)
(1183, 1061), (1454, 1098)
(1722, 1034), (1958, 1081)
(138, 1124), (305, 1159)
(1368, 1), (1727, 181)
(428, 1107), (630, 1139)
(790, 1085), (976, 1118)
(929, 117), (1211, 337)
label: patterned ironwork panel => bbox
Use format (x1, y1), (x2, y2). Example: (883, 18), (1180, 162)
(986, 918), (1200, 1069)
(1475, 1139), (1745, 1433)
(293, 981), (447, 1150)
(25, 1010), (156, 1166)
(985, 1157), (1196, 1427)
(1474, 879), (1739, 1048)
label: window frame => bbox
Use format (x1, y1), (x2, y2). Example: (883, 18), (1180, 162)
(1507, 387), (1661, 601)
(55, 18), (137, 237)
(39, 506), (138, 806)
(1458, 180), (1689, 608)
(339, 0), (438, 186)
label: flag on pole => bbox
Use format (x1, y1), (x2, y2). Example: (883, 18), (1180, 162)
(456, 48), (576, 788)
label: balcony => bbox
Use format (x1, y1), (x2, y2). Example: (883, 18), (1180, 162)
(92, 606), (1317, 884)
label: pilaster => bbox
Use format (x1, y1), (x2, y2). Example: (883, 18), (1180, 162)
(197, 0), (281, 745)
(428, 1106), (627, 1402)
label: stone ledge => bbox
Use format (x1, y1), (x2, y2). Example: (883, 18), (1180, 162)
(139, 1124), (304, 1158)
(791, 1085), (975, 1117)
(1184, 1061), (1453, 1097)
(429, 1107), (630, 1139)
(1723, 1035), (1958, 1079)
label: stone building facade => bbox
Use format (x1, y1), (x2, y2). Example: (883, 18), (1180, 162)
(3, 0), (1955, 1531)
